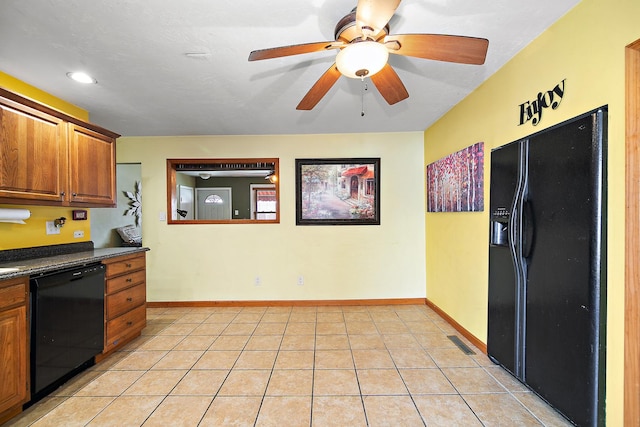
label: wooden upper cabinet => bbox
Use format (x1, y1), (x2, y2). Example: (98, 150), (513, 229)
(0, 97), (68, 203)
(68, 124), (116, 206)
(0, 88), (119, 207)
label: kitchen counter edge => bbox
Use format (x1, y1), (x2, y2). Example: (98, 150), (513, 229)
(0, 247), (150, 280)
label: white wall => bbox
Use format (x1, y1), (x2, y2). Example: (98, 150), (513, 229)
(117, 132), (426, 302)
(91, 163), (142, 248)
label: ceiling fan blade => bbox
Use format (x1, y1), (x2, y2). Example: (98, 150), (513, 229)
(356, 0), (401, 38)
(370, 63), (409, 105)
(385, 34), (489, 65)
(249, 41), (344, 61)
(296, 63), (342, 110)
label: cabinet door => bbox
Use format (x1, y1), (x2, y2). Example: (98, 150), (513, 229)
(0, 97), (67, 203)
(68, 124), (116, 206)
(0, 305), (28, 414)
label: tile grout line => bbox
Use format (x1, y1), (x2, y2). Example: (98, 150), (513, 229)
(308, 308), (317, 427)
(348, 308), (370, 427)
(217, 307), (270, 427)
(134, 310), (210, 427)
(188, 310), (235, 427)
(139, 316), (206, 425)
(394, 307), (434, 427)
(196, 308), (245, 425)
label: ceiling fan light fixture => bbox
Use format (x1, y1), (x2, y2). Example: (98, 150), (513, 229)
(336, 41), (388, 79)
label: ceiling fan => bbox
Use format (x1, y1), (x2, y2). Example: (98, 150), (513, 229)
(248, 0), (489, 111)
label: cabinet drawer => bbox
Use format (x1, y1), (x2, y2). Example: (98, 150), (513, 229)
(106, 283), (146, 320)
(104, 254), (145, 278)
(105, 304), (146, 351)
(106, 269), (145, 294)
(0, 279), (27, 311)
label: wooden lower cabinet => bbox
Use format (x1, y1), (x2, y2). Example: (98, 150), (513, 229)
(102, 252), (147, 354)
(0, 277), (28, 422)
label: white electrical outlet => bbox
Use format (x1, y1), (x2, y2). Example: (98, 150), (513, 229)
(73, 230), (84, 238)
(45, 221), (60, 235)
(297, 275), (304, 286)
(255, 276), (261, 286)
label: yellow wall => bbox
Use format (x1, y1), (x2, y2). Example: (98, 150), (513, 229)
(0, 204), (92, 250)
(423, 0), (637, 424)
(0, 72), (92, 249)
(117, 132), (426, 302)
(0, 71), (88, 121)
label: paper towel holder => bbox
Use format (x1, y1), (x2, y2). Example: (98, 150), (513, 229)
(0, 208), (31, 224)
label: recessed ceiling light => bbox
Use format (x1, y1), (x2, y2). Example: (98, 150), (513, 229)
(66, 71), (97, 84)
(184, 52), (211, 60)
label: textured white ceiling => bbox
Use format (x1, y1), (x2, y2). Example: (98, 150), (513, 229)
(0, 0), (580, 137)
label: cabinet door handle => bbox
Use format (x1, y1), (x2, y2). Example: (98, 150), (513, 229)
(126, 297), (133, 302)
(60, 191), (65, 197)
(125, 263), (132, 268)
(126, 278), (132, 282)
(72, 192), (77, 197)
(126, 321), (133, 326)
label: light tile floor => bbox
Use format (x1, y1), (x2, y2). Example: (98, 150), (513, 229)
(7, 304), (572, 426)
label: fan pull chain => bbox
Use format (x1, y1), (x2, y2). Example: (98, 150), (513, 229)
(361, 77), (368, 117)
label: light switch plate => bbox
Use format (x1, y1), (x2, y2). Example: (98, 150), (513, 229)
(46, 221), (60, 235)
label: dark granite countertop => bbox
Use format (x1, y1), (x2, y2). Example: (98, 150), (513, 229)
(0, 245), (149, 280)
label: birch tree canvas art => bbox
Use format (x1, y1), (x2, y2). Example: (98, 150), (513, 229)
(426, 142), (484, 212)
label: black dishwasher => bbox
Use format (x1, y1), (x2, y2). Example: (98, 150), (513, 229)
(30, 263), (105, 402)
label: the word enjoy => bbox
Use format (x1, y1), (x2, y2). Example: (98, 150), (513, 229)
(518, 79), (566, 126)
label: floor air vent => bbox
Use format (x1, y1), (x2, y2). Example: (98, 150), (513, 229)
(447, 335), (475, 355)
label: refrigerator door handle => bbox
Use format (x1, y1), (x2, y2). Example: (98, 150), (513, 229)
(508, 190), (525, 378)
(508, 203), (519, 263)
(508, 139), (530, 379)
(522, 199), (534, 259)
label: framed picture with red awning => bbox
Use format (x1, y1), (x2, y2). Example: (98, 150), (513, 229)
(295, 158), (380, 225)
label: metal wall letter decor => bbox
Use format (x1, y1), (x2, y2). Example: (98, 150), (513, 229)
(519, 79), (566, 126)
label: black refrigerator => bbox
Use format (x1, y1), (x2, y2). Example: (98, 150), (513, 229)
(488, 107), (607, 427)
